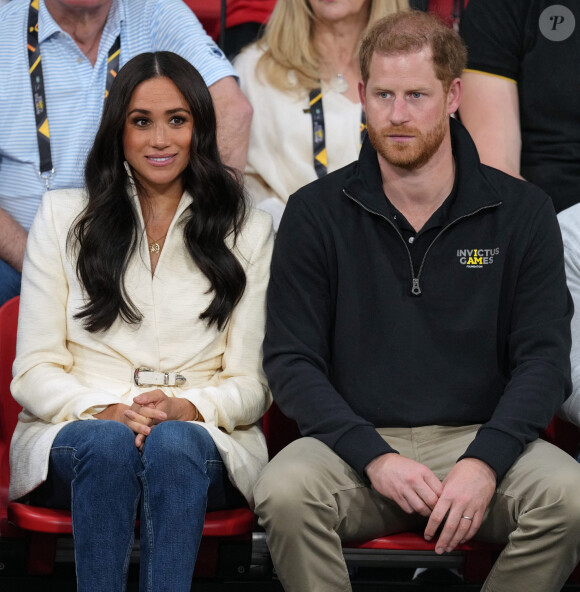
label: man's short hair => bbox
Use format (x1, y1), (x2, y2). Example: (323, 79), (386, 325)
(359, 10), (467, 92)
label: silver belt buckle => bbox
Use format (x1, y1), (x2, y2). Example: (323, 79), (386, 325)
(133, 367), (186, 387)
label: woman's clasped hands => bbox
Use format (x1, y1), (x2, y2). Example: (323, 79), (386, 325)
(95, 390), (199, 450)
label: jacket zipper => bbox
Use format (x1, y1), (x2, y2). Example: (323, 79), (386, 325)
(343, 189), (501, 296)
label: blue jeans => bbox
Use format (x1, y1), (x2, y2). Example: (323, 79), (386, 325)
(0, 259), (21, 306)
(31, 420), (243, 592)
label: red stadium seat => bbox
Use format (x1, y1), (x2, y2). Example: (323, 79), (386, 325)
(0, 297), (22, 542)
(542, 415), (580, 457)
(0, 296), (255, 576)
(429, 0), (470, 28)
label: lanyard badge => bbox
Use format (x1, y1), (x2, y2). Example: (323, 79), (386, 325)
(27, 0), (120, 189)
(308, 87), (367, 179)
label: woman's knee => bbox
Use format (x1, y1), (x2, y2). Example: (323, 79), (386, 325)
(55, 420), (139, 466)
(142, 421), (218, 467)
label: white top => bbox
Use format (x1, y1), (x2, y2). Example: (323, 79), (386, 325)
(558, 203), (580, 426)
(234, 44), (365, 229)
(9, 186), (273, 505)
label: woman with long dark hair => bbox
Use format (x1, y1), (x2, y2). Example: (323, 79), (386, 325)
(9, 51), (273, 592)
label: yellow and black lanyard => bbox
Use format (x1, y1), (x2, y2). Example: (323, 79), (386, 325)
(308, 88), (367, 178)
(27, 0), (120, 188)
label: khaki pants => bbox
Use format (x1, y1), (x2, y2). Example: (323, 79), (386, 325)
(254, 426), (580, 592)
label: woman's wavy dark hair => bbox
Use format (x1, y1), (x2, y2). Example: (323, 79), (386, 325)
(68, 51), (247, 333)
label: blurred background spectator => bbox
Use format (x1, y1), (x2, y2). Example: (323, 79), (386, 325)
(235, 0), (409, 228)
(460, 0), (580, 213)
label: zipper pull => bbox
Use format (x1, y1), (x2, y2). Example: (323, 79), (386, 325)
(411, 278), (422, 296)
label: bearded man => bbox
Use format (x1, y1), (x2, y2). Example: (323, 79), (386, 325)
(254, 10), (580, 592)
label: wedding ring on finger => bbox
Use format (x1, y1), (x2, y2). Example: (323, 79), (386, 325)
(462, 515), (473, 521)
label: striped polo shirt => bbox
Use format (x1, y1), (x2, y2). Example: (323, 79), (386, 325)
(0, 0), (236, 231)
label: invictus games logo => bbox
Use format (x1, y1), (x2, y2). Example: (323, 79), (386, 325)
(457, 248), (499, 269)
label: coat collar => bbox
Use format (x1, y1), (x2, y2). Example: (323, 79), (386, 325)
(344, 118), (503, 220)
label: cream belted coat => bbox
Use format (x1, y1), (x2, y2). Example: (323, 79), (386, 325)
(9, 186), (274, 506)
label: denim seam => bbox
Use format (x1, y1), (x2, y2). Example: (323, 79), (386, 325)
(121, 497), (139, 586)
(50, 446), (77, 452)
(205, 459), (223, 466)
(70, 446), (81, 588)
(138, 462), (154, 592)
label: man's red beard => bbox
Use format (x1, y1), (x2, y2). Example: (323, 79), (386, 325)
(367, 111), (448, 171)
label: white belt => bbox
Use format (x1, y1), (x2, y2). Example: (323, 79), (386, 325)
(133, 367), (187, 387)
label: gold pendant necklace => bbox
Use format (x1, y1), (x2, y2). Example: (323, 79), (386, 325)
(147, 233), (167, 253)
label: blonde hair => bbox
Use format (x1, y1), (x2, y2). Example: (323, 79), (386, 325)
(256, 0), (409, 93)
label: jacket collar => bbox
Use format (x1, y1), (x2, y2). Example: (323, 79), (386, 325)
(344, 118), (503, 220)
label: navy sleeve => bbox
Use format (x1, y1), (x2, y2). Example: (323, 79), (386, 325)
(460, 195), (573, 481)
(263, 193), (394, 476)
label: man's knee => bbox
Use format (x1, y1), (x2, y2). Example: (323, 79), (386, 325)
(537, 464), (580, 530)
(255, 454), (310, 510)
(506, 441), (580, 535)
(254, 439), (341, 530)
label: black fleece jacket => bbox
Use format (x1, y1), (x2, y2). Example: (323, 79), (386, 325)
(263, 119), (572, 483)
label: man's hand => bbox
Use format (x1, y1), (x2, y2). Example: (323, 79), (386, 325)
(424, 458), (496, 554)
(365, 453), (443, 517)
